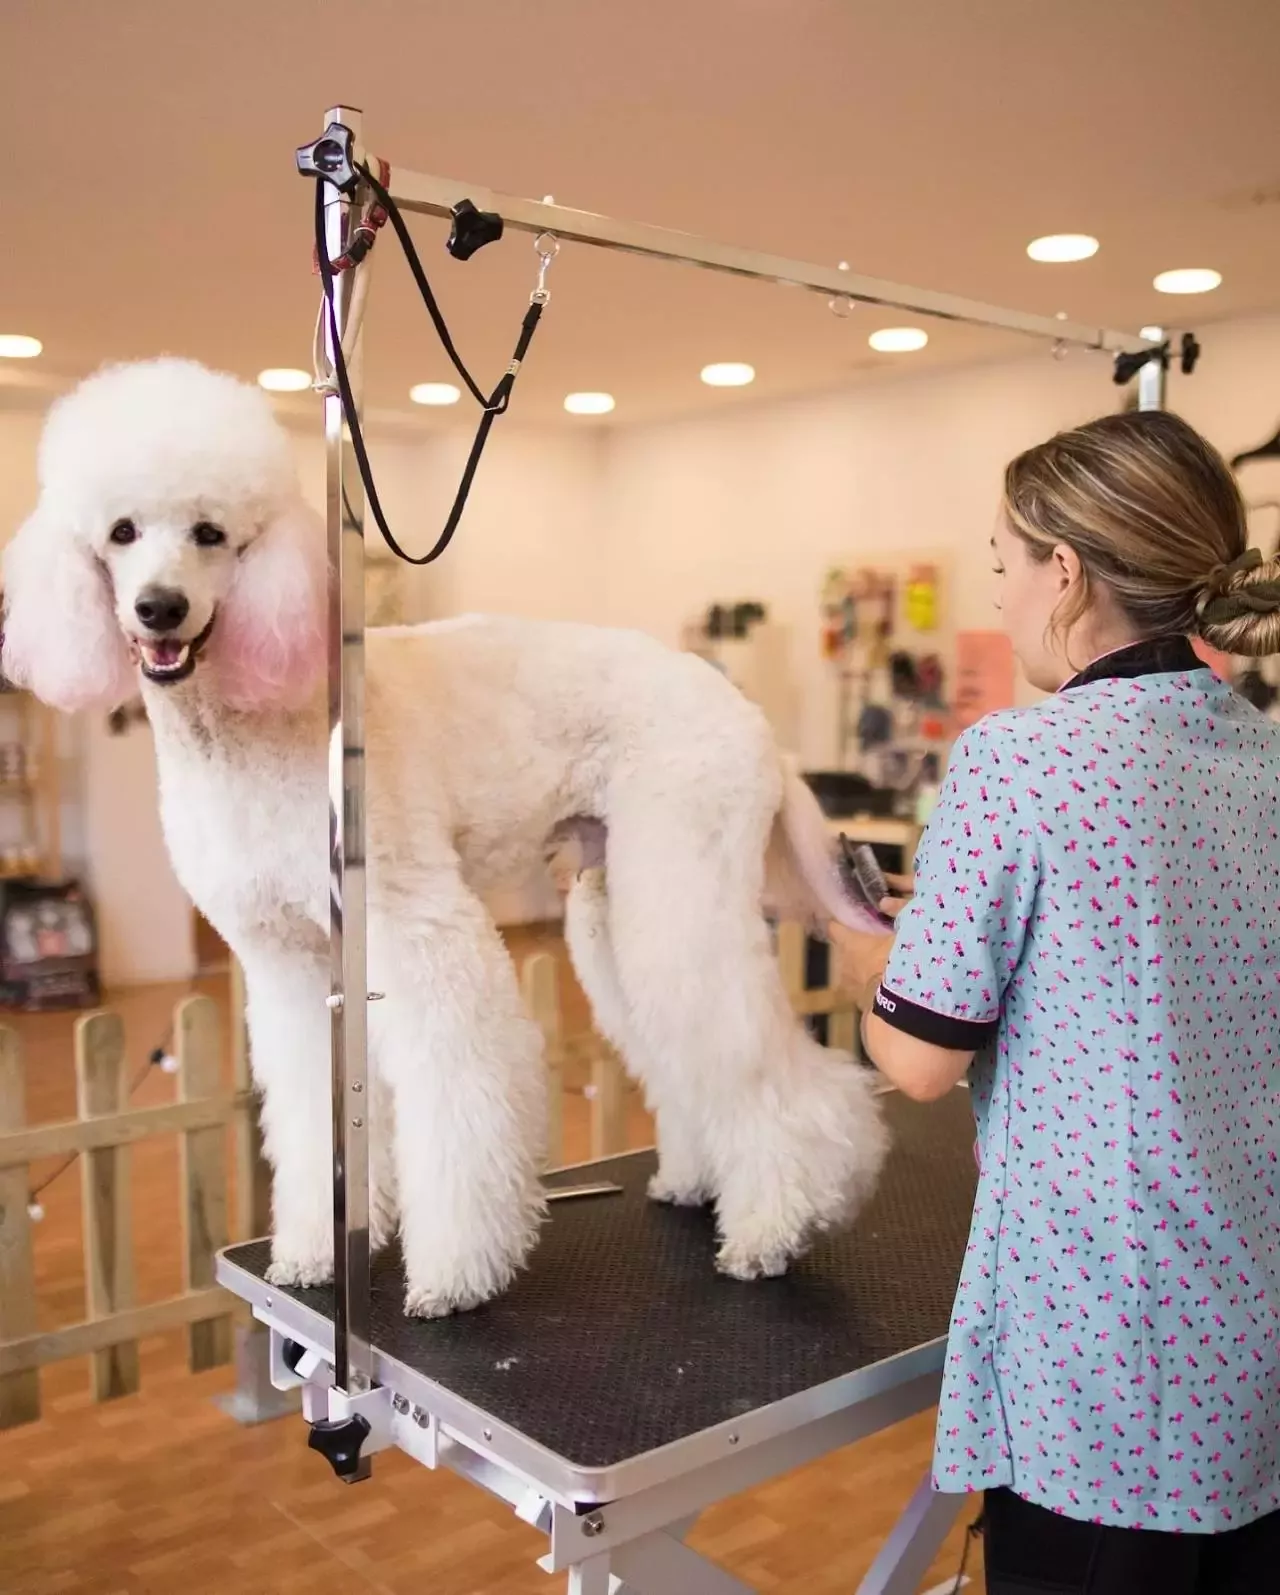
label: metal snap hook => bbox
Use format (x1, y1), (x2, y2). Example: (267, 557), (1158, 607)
(532, 232), (560, 304)
(828, 260), (855, 318)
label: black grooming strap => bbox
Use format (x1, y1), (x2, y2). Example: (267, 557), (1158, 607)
(313, 169), (545, 567)
(356, 162), (487, 408)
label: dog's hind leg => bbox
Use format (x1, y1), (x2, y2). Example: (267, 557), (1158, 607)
(369, 863), (547, 1318)
(564, 869), (711, 1207)
(602, 738), (887, 1280)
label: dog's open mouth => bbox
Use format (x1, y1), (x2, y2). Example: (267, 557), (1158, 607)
(132, 613), (216, 686)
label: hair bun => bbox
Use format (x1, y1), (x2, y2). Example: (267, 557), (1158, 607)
(1195, 547), (1280, 658)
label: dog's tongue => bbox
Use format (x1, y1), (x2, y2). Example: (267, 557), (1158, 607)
(149, 639), (184, 666)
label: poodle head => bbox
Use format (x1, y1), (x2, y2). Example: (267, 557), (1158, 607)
(2, 358), (327, 713)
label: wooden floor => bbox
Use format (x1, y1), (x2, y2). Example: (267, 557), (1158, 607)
(0, 933), (985, 1594)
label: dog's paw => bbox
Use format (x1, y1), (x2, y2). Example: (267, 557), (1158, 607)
(266, 1252), (334, 1290)
(714, 1237), (792, 1282)
(647, 1171), (710, 1208)
(403, 1282), (494, 1319)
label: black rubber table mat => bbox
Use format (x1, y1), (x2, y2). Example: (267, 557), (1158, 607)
(226, 1087), (976, 1469)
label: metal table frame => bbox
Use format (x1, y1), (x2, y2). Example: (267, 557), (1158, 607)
(218, 1145), (964, 1595)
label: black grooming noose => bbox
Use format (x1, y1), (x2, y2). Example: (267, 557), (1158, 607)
(309, 159), (547, 566)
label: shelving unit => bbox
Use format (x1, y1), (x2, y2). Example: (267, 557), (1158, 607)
(0, 683), (62, 882)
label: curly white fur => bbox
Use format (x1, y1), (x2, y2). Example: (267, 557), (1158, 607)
(3, 358), (887, 1316)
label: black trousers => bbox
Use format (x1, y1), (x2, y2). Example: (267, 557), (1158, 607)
(983, 1487), (1280, 1595)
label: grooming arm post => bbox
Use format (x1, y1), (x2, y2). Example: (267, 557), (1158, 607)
(379, 167), (1152, 356)
(1137, 324), (1168, 410)
(321, 102), (374, 1426)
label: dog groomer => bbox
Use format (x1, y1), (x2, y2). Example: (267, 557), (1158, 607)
(832, 410), (1280, 1594)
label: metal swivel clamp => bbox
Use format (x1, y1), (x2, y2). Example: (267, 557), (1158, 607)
(447, 198), (505, 259)
(295, 123), (359, 193)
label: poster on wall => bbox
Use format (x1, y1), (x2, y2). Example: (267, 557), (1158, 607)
(953, 630), (1016, 731)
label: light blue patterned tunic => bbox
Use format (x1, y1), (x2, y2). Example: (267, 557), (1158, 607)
(877, 636), (1280, 1531)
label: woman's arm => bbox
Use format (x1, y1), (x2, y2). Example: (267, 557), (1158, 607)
(829, 923), (975, 1101)
(862, 1011), (975, 1101)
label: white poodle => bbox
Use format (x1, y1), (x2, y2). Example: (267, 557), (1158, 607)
(3, 358), (887, 1316)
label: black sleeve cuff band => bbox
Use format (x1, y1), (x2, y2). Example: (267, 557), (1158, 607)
(872, 985), (997, 1049)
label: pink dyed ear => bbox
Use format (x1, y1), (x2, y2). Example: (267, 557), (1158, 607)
(2, 507), (135, 711)
(212, 500), (327, 711)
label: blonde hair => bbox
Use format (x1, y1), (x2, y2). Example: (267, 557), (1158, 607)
(1002, 410), (1280, 658)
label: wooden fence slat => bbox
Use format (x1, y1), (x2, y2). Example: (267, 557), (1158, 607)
(0, 1093), (252, 1170)
(0, 1027), (40, 1428)
(522, 952), (565, 1171)
(229, 957), (271, 1242)
(776, 921), (861, 1031)
(590, 1044), (628, 1160)
(0, 1287), (229, 1377)
(177, 996), (232, 1372)
(75, 1011), (140, 1402)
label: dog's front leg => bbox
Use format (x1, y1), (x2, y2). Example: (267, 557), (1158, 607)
(370, 870), (547, 1317)
(241, 948), (335, 1287)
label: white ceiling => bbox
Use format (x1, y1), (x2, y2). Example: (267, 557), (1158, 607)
(4, 0), (1280, 425)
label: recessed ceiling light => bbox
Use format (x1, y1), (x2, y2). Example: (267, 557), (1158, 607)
(257, 367), (312, 393)
(0, 334), (43, 359)
(1153, 268), (1222, 295)
(868, 327), (929, 354)
(409, 382), (462, 406)
(700, 362), (755, 388)
(564, 392), (615, 416)
(1026, 234), (1100, 263)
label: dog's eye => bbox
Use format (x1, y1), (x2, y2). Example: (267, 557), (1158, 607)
(191, 521), (226, 548)
(108, 519), (138, 546)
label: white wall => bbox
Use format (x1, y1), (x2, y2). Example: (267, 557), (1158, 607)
(365, 424), (607, 626)
(596, 312), (1280, 767)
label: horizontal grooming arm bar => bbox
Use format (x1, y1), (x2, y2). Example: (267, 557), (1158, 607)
(383, 164), (1152, 355)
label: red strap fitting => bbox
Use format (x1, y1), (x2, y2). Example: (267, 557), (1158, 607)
(312, 158), (393, 276)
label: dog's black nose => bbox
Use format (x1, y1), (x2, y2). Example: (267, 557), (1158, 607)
(134, 587), (190, 633)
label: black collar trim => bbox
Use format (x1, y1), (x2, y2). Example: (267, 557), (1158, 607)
(1062, 635), (1206, 692)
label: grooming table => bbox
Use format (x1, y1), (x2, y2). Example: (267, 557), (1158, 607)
(216, 1087), (977, 1594)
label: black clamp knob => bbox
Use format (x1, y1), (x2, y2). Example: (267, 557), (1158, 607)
(447, 199), (504, 260)
(307, 1413), (371, 1480)
(296, 123), (359, 194)
(1113, 331), (1201, 388)
(281, 1338), (307, 1375)
(1113, 342), (1168, 387)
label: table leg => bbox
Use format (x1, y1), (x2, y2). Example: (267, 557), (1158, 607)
(611, 1529), (755, 1594)
(567, 1552), (613, 1595)
(855, 1472), (964, 1595)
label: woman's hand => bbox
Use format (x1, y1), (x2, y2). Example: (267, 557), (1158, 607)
(828, 923), (897, 1010)
(880, 872), (915, 920)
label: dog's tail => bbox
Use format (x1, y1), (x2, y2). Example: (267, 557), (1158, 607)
(763, 757), (887, 935)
